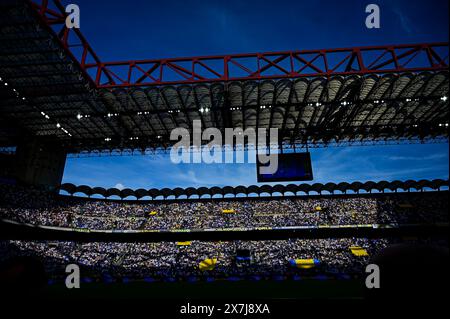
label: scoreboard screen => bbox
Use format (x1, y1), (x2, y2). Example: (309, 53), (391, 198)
(256, 152), (313, 183)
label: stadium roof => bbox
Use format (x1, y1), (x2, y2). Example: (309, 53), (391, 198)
(59, 179), (449, 200)
(0, 0), (449, 153)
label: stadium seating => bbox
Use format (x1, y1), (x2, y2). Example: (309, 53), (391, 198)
(0, 183), (447, 231)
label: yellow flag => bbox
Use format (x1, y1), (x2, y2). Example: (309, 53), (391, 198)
(199, 258), (217, 271)
(176, 241), (192, 246)
(292, 259), (318, 269)
(350, 246), (369, 257)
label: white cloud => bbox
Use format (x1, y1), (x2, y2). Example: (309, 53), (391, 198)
(114, 183), (125, 190)
(387, 153), (447, 161)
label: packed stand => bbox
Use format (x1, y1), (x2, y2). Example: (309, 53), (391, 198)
(1, 238), (396, 280)
(0, 183), (448, 231)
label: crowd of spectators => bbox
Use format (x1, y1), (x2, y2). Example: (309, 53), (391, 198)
(1, 184), (447, 282)
(0, 183), (447, 231)
(1, 238), (395, 280)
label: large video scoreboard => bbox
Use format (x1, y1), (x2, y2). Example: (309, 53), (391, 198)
(256, 152), (313, 183)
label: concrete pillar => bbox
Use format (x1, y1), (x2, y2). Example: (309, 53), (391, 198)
(14, 138), (67, 191)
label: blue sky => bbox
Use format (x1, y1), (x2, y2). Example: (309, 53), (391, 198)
(63, 143), (449, 189)
(72, 0), (448, 60)
(62, 0), (449, 189)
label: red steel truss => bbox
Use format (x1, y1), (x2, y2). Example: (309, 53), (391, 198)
(31, 0), (449, 89)
(28, 0), (111, 86)
(86, 43), (449, 88)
